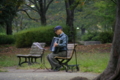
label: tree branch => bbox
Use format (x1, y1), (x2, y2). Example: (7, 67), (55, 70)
(29, 0), (35, 4)
(44, 0), (46, 11)
(25, 4), (38, 12)
(111, 0), (117, 4)
(19, 9), (40, 22)
(38, 0), (43, 15)
(72, 1), (81, 10)
(45, 0), (53, 12)
(33, 0), (40, 13)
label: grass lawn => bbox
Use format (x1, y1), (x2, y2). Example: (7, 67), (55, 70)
(0, 51), (110, 73)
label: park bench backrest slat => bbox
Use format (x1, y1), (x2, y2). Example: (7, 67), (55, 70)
(67, 44), (76, 58)
(30, 42), (45, 55)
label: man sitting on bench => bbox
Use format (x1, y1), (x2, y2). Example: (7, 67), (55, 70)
(47, 26), (68, 71)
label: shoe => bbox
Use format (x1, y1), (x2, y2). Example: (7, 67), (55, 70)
(53, 66), (61, 71)
(51, 67), (54, 70)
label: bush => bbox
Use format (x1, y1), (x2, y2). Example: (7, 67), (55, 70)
(99, 31), (113, 43)
(81, 31), (113, 43)
(81, 32), (100, 41)
(15, 26), (70, 48)
(0, 35), (15, 44)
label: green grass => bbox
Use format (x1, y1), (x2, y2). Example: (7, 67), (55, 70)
(71, 53), (110, 73)
(0, 52), (110, 73)
(0, 55), (18, 67)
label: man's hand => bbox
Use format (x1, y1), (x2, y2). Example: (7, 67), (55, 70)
(54, 42), (58, 47)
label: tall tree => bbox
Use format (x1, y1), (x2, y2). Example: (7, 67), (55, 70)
(0, 0), (24, 35)
(64, 0), (81, 41)
(94, 0), (120, 80)
(24, 0), (53, 26)
(65, 0), (80, 28)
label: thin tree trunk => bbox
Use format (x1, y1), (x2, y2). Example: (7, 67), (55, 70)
(94, 0), (120, 80)
(6, 20), (13, 35)
(81, 25), (85, 35)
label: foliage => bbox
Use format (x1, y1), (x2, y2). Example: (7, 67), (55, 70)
(81, 32), (100, 41)
(0, 0), (24, 23)
(99, 31), (113, 43)
(15, 25), (70, 48)
(0, 0), (24, 34)
(74, 0), (116, 38)
(0, 34), (15, 44)
(0, 26), (5, 33)
(93, 0), (116, 27)
(81, 31), (113, 43)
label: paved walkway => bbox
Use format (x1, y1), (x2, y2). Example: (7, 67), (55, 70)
(0, 69), (99, 80)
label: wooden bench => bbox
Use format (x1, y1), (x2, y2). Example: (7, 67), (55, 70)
(55, 44), (79, 72)
(17, 42), (45, 66)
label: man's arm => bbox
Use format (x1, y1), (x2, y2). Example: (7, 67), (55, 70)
(57, 36), (68, 47)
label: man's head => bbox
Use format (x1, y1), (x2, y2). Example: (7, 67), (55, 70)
(54, 26), (63, 35)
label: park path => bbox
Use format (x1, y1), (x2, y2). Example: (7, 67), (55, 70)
(0, 68), (99, 80)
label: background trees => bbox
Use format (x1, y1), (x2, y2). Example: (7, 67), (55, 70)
(24, 0), (54, 26)
(0, 0), (24, 35)
(0, 0), (116, 43)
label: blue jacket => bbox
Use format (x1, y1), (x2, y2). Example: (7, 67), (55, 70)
(57, 32), (68, 51)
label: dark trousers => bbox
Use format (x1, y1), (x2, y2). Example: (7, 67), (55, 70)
(47, 51), (66, 68)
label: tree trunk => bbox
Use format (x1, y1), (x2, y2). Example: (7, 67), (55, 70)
(6, 20), (13, 35)
(65, 0), (76, 42)
(94, 0), (120, 80)
(81, 25), (85, 35)
(65, 0), (74, 30)
(66, 10), (74, 28)
(40, 13), (46, 26)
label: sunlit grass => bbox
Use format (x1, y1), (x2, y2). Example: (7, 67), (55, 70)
(0, 52), (110, 73)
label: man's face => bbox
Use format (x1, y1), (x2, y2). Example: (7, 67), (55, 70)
(55, 29), (61, 35)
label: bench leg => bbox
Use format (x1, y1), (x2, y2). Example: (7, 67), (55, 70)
(35, 58), (40, 64)
(18, 57), (21, 66)
(76, 65), (79, 71)
(34, 58), (37, 63)
(20, 57), (31, 65)
(28, 57), (31, 65)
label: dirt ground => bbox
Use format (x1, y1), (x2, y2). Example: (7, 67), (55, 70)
(0, 67), (99, 80)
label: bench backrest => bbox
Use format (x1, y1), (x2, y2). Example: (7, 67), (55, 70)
(67, 44), (77, 58)
(30, 42), (45, 55)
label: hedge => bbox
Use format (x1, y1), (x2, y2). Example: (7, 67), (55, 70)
(15, 26), (71, 48)
(0, 35), (15, 44)
(81, 32), (100, 41)
(99, 31), (113, 43)
(81, 31), (113, 43)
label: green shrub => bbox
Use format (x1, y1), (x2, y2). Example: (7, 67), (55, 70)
(0, 35), (15, 44)
(99, 31), (113, 43)
(81, 32), (100, 41)
(15, 26), (70, 48)
(81, 31), (113, 43)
